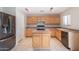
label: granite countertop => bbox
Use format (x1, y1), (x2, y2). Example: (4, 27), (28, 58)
(0, 33), (14, 40)
(26, 24), (79, 32)
(56, 28), (79, 32)
(26, 24), (61, 28)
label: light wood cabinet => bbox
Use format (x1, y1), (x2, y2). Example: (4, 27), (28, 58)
(42, 34), (50, 48)
(25, 29), (32, 37)
(55, 29), (61, 41)
(52, 16), (60, 24)
(27, 16), (37, 24)
(50, 29), (56, 37)
(32, 34), (41, 48)
(45, 16), (60, 24)
(27, 16), (60, 25)
(32, 30), (50, 48)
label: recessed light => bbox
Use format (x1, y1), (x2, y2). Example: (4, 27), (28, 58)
(25, 8), (29, 12)
(50, 7), (53, 11)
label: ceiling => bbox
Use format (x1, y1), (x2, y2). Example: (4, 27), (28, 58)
(24, 7), (70, 15)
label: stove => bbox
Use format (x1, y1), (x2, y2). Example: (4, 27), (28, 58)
(36, 21), (45, 30)
(37, 25), (45, 30)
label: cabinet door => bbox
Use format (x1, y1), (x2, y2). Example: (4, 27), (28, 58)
(56, 29), (61, 41)
(27, 17), (33, 24)
(50, 29), (56, 37)
(42, 34), (50, 48)
(25, 29), (32, 37)
(58, 30), (61, 40)
(53, 17), (60, 24)
(27, 16), (37, 24)
(32, 34), (41, 48)
(42, 16), (60, 24)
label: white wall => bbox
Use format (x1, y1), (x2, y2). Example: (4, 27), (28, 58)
(16, 7), (27, 43)
(60, 7), (79, 30)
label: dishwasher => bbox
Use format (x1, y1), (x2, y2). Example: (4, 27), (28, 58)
(61, 31), (69, 49)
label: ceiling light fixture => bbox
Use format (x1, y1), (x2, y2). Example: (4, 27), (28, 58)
(50, 7), (54, 15)
(50, 7), (53, 11)
(25, 8), (29, 12)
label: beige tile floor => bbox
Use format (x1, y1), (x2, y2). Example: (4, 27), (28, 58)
(11, 37), (69, 51)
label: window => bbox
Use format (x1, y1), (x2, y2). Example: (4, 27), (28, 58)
(63, 15), (71, 25)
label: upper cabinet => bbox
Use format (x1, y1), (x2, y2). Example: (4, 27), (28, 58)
(45, 16), (60, 24)
(26, 16), (60, 25)
(27, 16), (38, 24)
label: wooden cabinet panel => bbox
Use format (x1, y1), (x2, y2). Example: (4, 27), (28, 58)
(42, 34), (50, 48)
(32, 34), (41, 48)
(52, 17), (60, 24)
(27, 17), (33, 24)
(58, 30), (61, 41)
(55, 29), (61, 41)
(27, 16), (37, 24)
(32, 30), (50, 48)
(27, 16), (60, 24)
(25, 29), (32, 37)
(50, 29), (56, 37)
(56, 29), (58, 39)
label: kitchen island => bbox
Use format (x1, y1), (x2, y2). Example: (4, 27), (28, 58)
(32, 29), (51, 49)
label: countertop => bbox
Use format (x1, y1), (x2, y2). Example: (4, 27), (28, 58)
(26, 24), (79, 32)
(56, 27), (79, 32)
(33, 29), (51, 34)
(26, 24), (61, 28)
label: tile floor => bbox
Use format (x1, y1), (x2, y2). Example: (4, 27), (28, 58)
(11, 37), (69, 51)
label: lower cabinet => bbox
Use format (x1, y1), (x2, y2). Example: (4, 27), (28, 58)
(32, 32), (50, 48)
(55, 29), (69, 49)
(55, 29), (61, 41)
(25, 29), (32, 37)
(32, 34), (41, 48)
(50, 29), (56, 37)
(42, 34), (50, 48)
